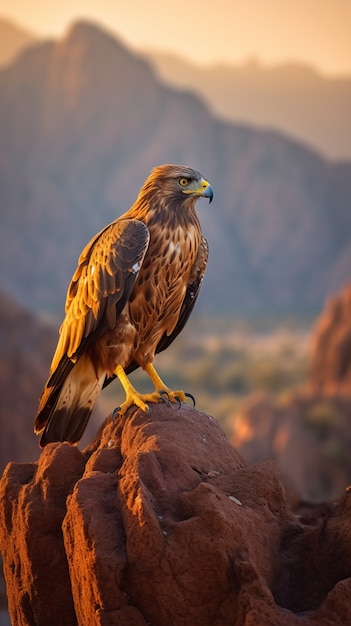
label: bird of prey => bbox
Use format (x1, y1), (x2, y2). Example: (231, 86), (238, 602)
(34, 164), (213, 447)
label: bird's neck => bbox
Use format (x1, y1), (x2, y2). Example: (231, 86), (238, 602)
(123, 193), (201, 232)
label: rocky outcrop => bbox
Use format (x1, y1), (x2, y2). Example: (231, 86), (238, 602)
(231, 283), (351, 504)
(310, 283), (351, 394)
(1, 403), (351, 625)
(231, 391), (351, 502)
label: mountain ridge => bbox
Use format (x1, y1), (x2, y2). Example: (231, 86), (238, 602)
(1, 16), (350, 160)
(1, 20), (351, 316)
(146, 51), (351, 160)
(0, 16), (37, 65)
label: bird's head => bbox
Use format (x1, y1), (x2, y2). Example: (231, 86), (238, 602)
(139, 164), (214, 211)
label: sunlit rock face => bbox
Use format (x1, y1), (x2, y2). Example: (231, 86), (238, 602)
(1, 403), (351, 625)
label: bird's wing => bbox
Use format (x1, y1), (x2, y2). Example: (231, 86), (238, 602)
(50, 218), (150, 376)
(102, 235), (209, 384)
(35, 218), (149, 434)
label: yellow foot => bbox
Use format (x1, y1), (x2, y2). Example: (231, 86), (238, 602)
(144, 363), (196, 407)
(158, 388), (187, 403)
(115, 389), (167, 416)
(113, 364), (196, 418)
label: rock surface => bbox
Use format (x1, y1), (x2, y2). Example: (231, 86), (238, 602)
(231, 282), (351, 504)
(1, 403), (351, 625)
(231, 391), (351, 502)
(310, 282), (351, 394)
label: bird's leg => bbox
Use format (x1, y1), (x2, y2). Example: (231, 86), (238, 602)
(114, 364), (165, 415)
(144, 362), (192, 405)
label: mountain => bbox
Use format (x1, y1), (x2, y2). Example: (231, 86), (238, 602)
(146, 52), (351, 161)
(1, 20), (351, 316)
(2, 16), (350, 162)
(1, 17), (350, 161)
(0, 17), (37, 65)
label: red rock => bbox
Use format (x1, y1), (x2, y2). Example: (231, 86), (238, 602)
(310, 282), (351, 394)
(231, 391), (351, 502)
(1, 403), (351, 625)
(0, 443), (85, 625)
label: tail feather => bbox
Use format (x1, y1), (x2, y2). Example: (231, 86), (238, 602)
(35, 356), (105, 447)
(35, 355), (73, 433)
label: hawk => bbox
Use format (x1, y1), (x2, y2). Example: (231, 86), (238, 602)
(34, 164), (213, 446)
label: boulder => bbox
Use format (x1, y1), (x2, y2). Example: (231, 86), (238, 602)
(1, 403), (351, 625)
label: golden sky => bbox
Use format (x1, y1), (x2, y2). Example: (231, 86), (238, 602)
(1, 0), (350, 74)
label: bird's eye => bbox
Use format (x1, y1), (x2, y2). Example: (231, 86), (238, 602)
(179, 177), (189, 187)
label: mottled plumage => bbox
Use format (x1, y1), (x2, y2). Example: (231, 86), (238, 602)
(35, 164), (213, 446)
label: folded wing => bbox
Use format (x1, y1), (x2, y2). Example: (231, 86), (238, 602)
(35, 219), (150, 439)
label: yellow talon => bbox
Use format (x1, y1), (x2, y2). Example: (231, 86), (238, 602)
(144, 363), (187, 403)
(114, 363), (189, 415)
(114, 365), (159, 414)
(115, 388), (163, 415)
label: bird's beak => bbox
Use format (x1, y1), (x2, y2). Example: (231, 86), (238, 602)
(200, 179), (214, 203)
(182, 178), (214, 203)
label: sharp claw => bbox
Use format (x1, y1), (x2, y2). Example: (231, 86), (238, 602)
(185, 392), (196, 408)
(174, 396), (182, 410)
(158, 390), (170, 401)
(112, 407), (121, 420)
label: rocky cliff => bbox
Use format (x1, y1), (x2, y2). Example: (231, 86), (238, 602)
(1, 403), (351, 625)
(231, 391), (351, 502)
(231, 282), (351, 503)
(310, 283), (351, 393)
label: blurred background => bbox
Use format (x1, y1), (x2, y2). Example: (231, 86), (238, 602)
(1, 3), (351, 619)
(1, 0), (351, 504)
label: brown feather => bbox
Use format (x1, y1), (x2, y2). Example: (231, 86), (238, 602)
(35, 165), (212, 445)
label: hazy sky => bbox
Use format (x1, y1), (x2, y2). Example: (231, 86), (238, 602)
(1, 0), (350, 74)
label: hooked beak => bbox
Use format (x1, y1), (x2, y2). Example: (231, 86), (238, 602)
(182, 178), (214, 203)
(201, 180), (214, 203)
